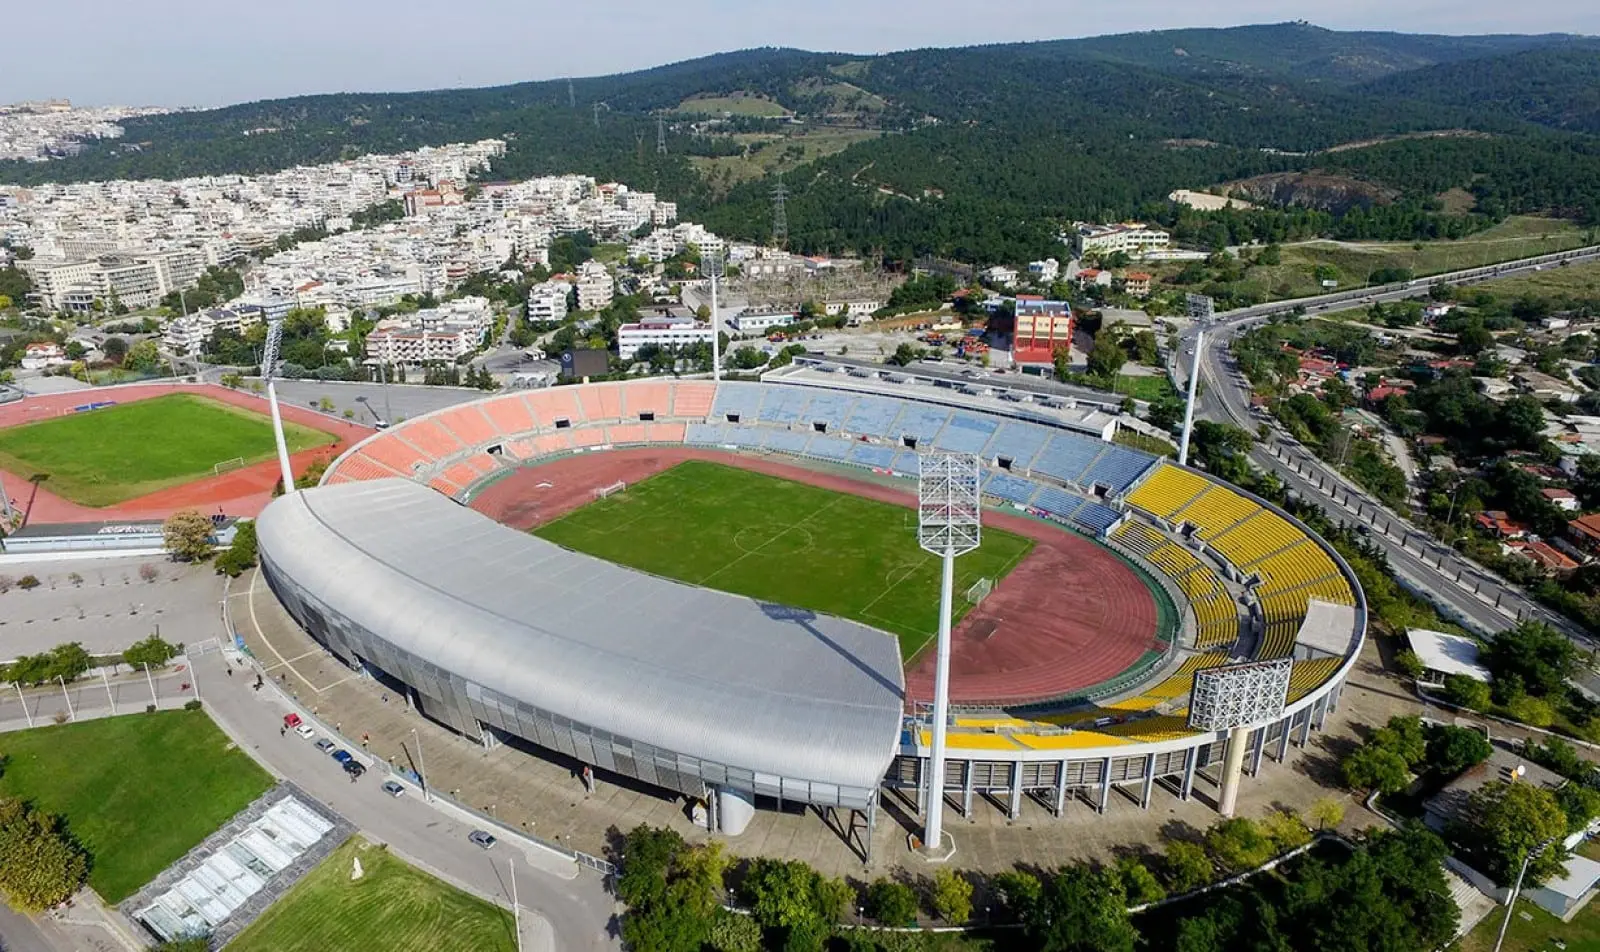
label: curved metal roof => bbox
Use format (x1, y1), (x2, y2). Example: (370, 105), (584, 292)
(256, 478), (906, 793)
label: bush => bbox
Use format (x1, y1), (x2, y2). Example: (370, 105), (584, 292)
(1116, 857), (1167, 906)
(1443, 674), (1491, 711)
(17, 575), (39, 590)
(930, 868), (972, 924)
(139, 563), (160, 583)
(1505, 694), (1556, 728)
(1393, 649), (1424, 679)
(1260, 810), (1312, 852)
(865, 878), (920, 927)
(1205, 817), (1277, 873)
(183, 699), (202, 711)
(1162, 840), (1215, 892)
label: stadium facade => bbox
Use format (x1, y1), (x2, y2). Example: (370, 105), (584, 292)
(256, 365), (1365, 841)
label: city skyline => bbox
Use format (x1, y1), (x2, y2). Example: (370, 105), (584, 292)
(8, 0), (1599, 108)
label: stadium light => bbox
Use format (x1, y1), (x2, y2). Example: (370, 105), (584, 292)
(916, 452), (982, 858)
(261, 316), (297, 495)
(1188, 658), (1290, 817)
(706, 252), (724, 383)
(1178, 294), (1213, 468)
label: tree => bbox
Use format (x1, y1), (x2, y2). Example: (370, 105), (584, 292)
(1372, 715), (1428, 768)
(1457, 779), (1570, 886)
(124, 339), (162, 374)
(102, 336), (128, 363)
(1025, 865), (1136, 952)
(930, 867), (973, 924)
(865, 878), (919, 927)
(1425, 725), (1492, 777)
(1259, 810), (1311, 852)
(1205, 817), (1277, 873)
(1115, 857), (1166, 906)
(614, 826), (723, 952)
(740, 858), (847, 943)
(1443, 673), (1491, 711)
(1087, 329), (1126, 380)
(0, 797), (88, 912)
(1310, 797), (1346, 830)
(214, 520), (259, 577)
(730, 347), (767, 371)
(1556, 783), (1600, 835)
(989, 869), (1042, 921)
(1342, 744), (1411, 794)
(708, 910), (762, 952)
(1485, 621), (1577, 699)
(888, 342), (920, 366)
(162, 509), (214, 562)
(1162, 840), (1215, 893)
(123, 635), (181, 669)
(1393, 649), (1424, 680)
(1506, 694), (1557, 728)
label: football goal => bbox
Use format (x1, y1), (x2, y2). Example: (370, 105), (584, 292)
(212, 457), (247, 475)
(965, 577), (994, 605)
(592, 480), (627, 500)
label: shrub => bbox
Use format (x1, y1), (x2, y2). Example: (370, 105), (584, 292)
(865, 878), (920, 927)
(1393, 649), (1424, 679)
(1162, 840), (1215, 892)
(1260, 810), (1312, 852)
(1310, 797), (1346, 830)
(139, 563), (160, 583)
(1205, 817), (1277, 873)
(1443, 674), (1491, 711)
(1116, 857), (1167, 906)
(183, 699), (202, 711)
(1505, 694), (1556, 728)
(17, 575), (39, 590)
(0, 574), (11, 593)
(930, 868), (973, 924)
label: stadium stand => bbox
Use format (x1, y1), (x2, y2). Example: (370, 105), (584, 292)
(984, 472), (1039, 506)
(607, 423), (648, 446)
(756, 386), (812, 424)
(1081, 446), (1156, 494)
(985, 422), (1051, 470)
(1073, 502), (1123, 536)
(400, 420), (466, 460)
(711, 382), (765, 421)
(1125, 466), (1212, 520)
(622, 382), (671, 419)
(895, 403), (953, 445)
(935, 413), (999, 455)
(1032, 486), (1084, 520)
(802, 392), (854, 431)
(436, 405), (501, 448)
(842, 396), (904, 438)
(848, 442), (900, 471)
(1031, 433), (1104, 484)
(486, 394), (538, 438)
(889, 450), (922, 476)
(671, 382), (717, 419)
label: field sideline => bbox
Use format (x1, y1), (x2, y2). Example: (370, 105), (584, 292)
(0, 392), (333, 507)
(532, 460), (1035, 659)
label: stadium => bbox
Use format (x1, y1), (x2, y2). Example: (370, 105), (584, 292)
(255, 361), (1365, 847)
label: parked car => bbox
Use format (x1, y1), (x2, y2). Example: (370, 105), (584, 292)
(294, 724), (315, 739)
(468, 830), (497, 850)
(343, 761), (366, 778)
(283, 713), (303, 729)
(314, 739), (336, 753)
(381, 781), (405, 798)
(331, 749), (353, 765)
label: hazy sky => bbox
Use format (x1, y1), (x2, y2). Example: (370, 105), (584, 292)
(8, 0), (1598, 108)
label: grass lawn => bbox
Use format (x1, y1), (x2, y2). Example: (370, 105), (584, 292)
(1458, 893), (1600, 952)
(229, 838), (517, 952)
(0, 709), (273, 902)
(1456, 256), (1600, 300)
(533, 460), (1035, 659)
(0, 393), (334, 506)
(1112, 373), (1178, 401)
(676, 94), (791, 117)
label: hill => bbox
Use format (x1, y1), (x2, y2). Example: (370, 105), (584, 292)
(3, 24), (1599, 265)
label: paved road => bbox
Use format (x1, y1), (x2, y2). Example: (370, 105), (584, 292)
(191, 649), (620, 952)
(1173, 243), (1600, 642)
(0, 903), (53, 952)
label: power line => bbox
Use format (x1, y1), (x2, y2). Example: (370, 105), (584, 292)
(771, 175), (789, 248)
(656, 116), (667, 156)
(567, 78), (575, 109)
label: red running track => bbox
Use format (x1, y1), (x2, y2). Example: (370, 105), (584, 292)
(471, 447), (1160, 707)
(0, 383), (369, 523)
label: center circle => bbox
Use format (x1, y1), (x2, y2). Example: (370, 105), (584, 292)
(733, 525), (816, 557)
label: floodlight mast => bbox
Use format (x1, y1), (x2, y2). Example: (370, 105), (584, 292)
(1178, 294), (1213, 468)
(1187, 658), (1291, 817)
(917, 453), (982, 857)
(706, 252), (724, 382)
(261, 316), (297, 495)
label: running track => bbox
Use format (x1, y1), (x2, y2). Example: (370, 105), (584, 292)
(471, 448), (1161, 708)
(0, 383), (369, 523)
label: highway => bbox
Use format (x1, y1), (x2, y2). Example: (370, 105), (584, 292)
(1172, 243), (1600, 643)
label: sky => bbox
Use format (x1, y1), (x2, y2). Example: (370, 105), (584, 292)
(7, 0), (1598, 108)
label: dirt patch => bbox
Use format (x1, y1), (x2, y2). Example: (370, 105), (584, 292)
(472, 447), (1161, 707)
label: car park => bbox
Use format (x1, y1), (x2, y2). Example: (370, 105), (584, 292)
(381, 781), (405, 797)
(468, 830), (497, 849)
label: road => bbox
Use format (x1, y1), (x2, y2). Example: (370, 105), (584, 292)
(1172, 243), (1600, 643)
(190, 647), (621, 951)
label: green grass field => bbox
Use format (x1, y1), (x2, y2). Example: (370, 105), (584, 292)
(229, 838), (517, 952)
(533, 460), (1035, 659)
(1458, 893), (1600, 952)
(0, 709), (273, 901)
(0, 393), (334, 506)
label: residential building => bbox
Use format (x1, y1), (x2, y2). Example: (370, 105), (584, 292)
(1010, 300), (1074, 367)
(1027, 258), (1060, 283)
(526, 282), (569, 323)
(1474, 510), (1528, 539)
(1543, 488), (1580, 513)
(1514, 370), (1580, 403)
(1121, 271), (1152, 298)
(1072, 222), (1171, 258)
(576, 261), (613, 312)
(19, 342), (67, 370)
(617, 318), (714, 360)
(1569, 513), (1600, 555)
(731, 310), (796, 334)
(1503, 539), (1579, 575)
(980, 265), (1019, 288)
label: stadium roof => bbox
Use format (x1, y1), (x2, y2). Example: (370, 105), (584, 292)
(256, 478), (906, 793)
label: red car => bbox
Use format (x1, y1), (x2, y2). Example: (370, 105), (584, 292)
(283, 713), (303, 729)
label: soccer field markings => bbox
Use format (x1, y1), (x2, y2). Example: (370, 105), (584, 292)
(697, 495), (847, 588)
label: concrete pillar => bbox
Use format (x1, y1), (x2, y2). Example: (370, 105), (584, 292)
(1181, 747), (1198, 801)
(917, 756), (929, 816)
(1277, 717), (1291, 762)
(962, 762), (974, 818)
(1217, 726), (1249, 818)
(1008, 765), (1023, 820)
(1098, 758), (1113, 815)
(1299, 707), (1314, 746)
(1141, 753), (1156, 809)
(718, 787), (756, 836)
(1250, 727), (1266, 776)
(1054, 762), (1068, 817)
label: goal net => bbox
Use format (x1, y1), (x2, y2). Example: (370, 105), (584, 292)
(592, 480), (626, 500)
(965, 577), (994, 605)
(213, 457), (247, 475)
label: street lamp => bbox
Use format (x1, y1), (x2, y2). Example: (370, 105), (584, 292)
(410, 727), (428, 802)
(1493, 835), (1561, 952)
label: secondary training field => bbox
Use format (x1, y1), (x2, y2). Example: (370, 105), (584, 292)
(477, 448), (1164, 705)
(0, 392), (333, 507)
(533, 459), (1034, 660)
(0, 709), (274, 902)
(228, 838), (517, 952)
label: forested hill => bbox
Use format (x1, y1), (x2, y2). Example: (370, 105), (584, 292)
(6, 22), (1599, 264)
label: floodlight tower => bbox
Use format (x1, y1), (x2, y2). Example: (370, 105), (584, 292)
(706, 251), (724, 383)
(261, 316), (297, 495)
(917, 452), (982, 857)
(1178, 293), (1214, 467)
(1187, 658), (1291, 817)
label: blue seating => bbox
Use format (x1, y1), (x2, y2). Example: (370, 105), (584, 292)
(848, 443), (898, 470)
(1032, 485), (1084, 519)
(758, 387), (813, 424)
(895, 404), (952, 445)
(807, 437), (851, 461)
(890, 451), (922, 476)
(1082, 448), (1157, 494)
(842, 396), (903, 438)
(1073, 502), (1123, 535)
(802, 392), (854, 430)
(984, 472), (1038, 506)
(985, 422), (1051, 468)
(685, 422), (732, 444)
(935, 413), (999, 454)
(1031, 433), (1104, 484)
(762, 429), (812, 455)
(710, 382), (764, 421)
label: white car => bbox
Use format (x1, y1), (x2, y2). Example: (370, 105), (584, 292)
(294, 724), (315, 739)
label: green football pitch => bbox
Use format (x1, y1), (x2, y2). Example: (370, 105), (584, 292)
(533, 460), (1035, 659)
(0, 393), (334, 507)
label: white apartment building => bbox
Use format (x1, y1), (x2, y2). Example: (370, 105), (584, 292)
(527, 282), (569, 323)
(1028, 258), (1060, 283)
(365, 327), (479, 365)
(980, 265), (1019, 288)
(576, 261), (613, 312)
(1072, 222), (1171, 258)
(617, 319), (714, 360)
(824, 300), (883, 319)
(161, 307), (262, 355)
(731, 310), (796, 334)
